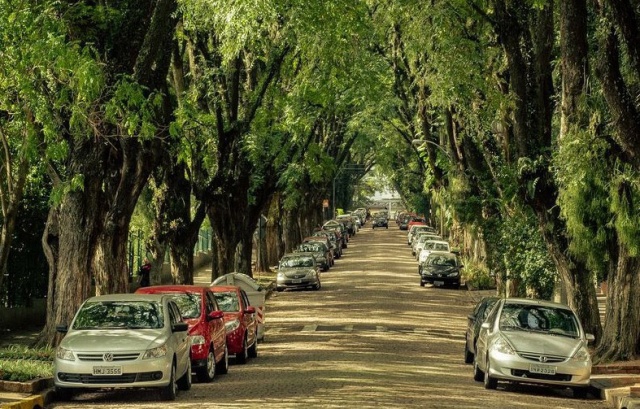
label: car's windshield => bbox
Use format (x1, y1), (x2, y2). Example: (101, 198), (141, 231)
(169, 293), (201, 319)
(214, 291), (240, 312)
(427, 255), (457, 266)
(499, 304), (580, 338)
(298, 243), (324, 252)
(280, 257), (314, 268)
(72, 301), (164, 330)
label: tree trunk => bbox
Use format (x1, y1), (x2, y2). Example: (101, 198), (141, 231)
(595, 246), (640, 362)
(170, 244), (193, 284)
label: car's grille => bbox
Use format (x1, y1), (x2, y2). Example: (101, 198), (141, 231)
(77, 353), (140, 362)
(518, 352), (566, 363)
(511, 369), (572, 382)
(57, 371), (163, 384)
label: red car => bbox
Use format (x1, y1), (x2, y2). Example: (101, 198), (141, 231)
(135, 285), (228, 382)
(210, 285), (258, 364)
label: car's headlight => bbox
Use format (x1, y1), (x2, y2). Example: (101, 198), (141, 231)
(277, 273), (284, 278)
(571, 345), (591, 362)
(447, 271), (460, 277)
(142, 345), (167, 359)
(56, 347), (75, 361)
(225, 319), (241, 332)
(190, 335), (205, 346)
(491, 336), (515, 355)
(306, 270), (316, 278)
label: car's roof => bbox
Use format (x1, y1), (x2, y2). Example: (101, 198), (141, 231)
(281, 253), (314, 259)
(85, 293), (167, 302)
(500, 297), (572, 310)
(136, 285), (209, 294)
(425, 240), (449, 245)
(427, 250), (456, 257)
(210, 285), (241, 293)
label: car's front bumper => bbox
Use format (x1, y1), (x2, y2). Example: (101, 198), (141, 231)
(276, 277), (319, 290)
(488, 350), (591, 387)
(420, 273), (460, 287)
(54, 354), (172, 389)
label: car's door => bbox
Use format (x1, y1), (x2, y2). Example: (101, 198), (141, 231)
(239, 289), (257, 345)
(205, 290), (226, 361)
(475, 300), (501, 371)
(168, 300), (190, 375)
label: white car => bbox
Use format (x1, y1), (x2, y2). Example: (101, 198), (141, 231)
(418, 240), (450, 264)
(412, 233), (443, 257)
(54, 293), (192, 401)
(473, 298), (594, 398)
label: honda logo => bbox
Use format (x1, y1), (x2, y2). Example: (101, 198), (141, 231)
(539, 356), (548, 363)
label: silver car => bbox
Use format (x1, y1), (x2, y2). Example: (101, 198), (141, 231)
(276, 254), (321, 291)
(54, 294), (192, 401)
(473, 298), (594, 398)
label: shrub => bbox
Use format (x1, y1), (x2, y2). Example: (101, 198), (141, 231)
(0, 345), (54, 382)
(464, 263), (495, 290)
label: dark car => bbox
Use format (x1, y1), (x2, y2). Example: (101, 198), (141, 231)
(372, 216), (388, 229)
(464, 296), (499, 364)
(295, 241), (332, 271)
(419, 251), (463, 288)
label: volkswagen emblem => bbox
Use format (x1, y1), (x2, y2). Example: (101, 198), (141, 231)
(539, 356), (548, 363)
(103, 353), (114, 362)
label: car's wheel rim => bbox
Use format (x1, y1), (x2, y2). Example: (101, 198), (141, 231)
(207, 350), (215, 379)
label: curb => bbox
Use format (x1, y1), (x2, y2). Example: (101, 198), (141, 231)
(0, 394), (43, 409)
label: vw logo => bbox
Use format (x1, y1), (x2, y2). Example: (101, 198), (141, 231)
(103, 353), (114, 362)
(539, 356), (548, 363)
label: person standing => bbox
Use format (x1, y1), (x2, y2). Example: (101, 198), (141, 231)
(138, 258), (151, 288)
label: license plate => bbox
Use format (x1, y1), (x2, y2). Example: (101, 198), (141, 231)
(434, 281), (444, 286)
(93, 366), (122, 376)
(529, 364), (556, 375)
(292, 279), (302, 284)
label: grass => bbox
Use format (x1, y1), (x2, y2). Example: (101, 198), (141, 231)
(0, 345), (54, 382)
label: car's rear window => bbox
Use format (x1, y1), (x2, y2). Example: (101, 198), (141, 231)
(169, 293), (202, 319)
(72, 301), (164, 329)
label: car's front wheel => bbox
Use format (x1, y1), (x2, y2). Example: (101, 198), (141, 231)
(248, 337), (258, 358)
(573, 387), (589, 399)
(196, 348), (216, 382)
(55, 386), (75, 401)
(483, 360), (497, 389)
(177, 358), (192, 391)
(236, 336), (249, 364)
(464, 342), (474, 364)
(473, 357), (483, 382)
(160, 362), (177, 401)
(216, 344), (229, 374)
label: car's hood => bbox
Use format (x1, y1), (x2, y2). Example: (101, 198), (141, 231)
(62, 329), (167, 351)
(502, 330), (583, 357)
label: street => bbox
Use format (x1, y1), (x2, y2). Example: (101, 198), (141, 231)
(49, 226), (608, 409)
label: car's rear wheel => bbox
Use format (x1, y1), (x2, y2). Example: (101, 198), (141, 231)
(483, 360), (497, 389)
(177, 358), (192, 391)
(216, 344), (229, 374)
(248, 337), (258, 358)
(236, 336), (248, 364)
(464, 343), (474, 364)
(160, 362), (177, 401)
(196, 348), (216, 382)
(473, 357), (483, 382)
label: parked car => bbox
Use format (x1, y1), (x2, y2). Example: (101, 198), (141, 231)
(54, 293), (191, 401)
(473, 298), (594, 398)
(372, 216), (388, 229)
(417, 239), (450, 264)
(419, 251), (463, 288)
(407, 224), (432, 245)
(412, 233), (444, 257)
(295, 241), (332, 271)
(307, 232), (341, 260)
(464, 296), (500, 364)
(210, 285), (258, 364)
(136, 285), (228, 382)
(276, 253), (321, 292)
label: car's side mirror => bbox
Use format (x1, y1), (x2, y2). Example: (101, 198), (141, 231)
(245, 306), (256, 314)
(481, 322), (491, 330)
(208, 310), (225, 321)
(56, 324), (69, 334)
(585, 333), (595, 343)
(172, 322), (189, 332)
(467, 314), (475, 321)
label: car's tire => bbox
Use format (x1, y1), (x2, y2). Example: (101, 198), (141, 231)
(160, 362), (177, 401)
(483, 360), (497, 390)
(177, 358), (192, 391)
(464, 343), (474, 364)
(573, 387), (589, 399)
(196, 348), (216, 382)
(276, 287), (284, 292)
(236, 336), (248, 364)
(473, 357), (483, 382)
(248, 337), (258, 358)
(55, 386), (75, 401)
(420, 281), (425, 287)
(216, 344), (229, 374)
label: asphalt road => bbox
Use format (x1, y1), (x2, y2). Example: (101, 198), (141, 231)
(49, 225), (608, 409)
